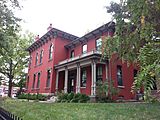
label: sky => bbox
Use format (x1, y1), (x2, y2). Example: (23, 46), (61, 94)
(16, 0), (119, 37)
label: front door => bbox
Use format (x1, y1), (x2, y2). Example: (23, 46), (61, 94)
(68, 70), (76, 93)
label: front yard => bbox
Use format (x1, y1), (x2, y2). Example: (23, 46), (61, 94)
(1, 99), (160, 120)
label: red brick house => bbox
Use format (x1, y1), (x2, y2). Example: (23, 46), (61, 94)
(26, 22), (138, 100)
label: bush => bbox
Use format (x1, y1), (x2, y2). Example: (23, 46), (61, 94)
(17, 93), (47, 101)
(96, 80), (119, 103)
(57, 92), (90, 103)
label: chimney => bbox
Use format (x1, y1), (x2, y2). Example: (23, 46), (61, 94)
(47, 23), (52, 31)
(35, 35), (39, 41)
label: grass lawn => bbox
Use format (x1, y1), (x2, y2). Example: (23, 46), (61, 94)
(1, 99), (160, 120)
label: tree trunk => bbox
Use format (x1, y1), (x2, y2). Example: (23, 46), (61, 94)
(8, 76), (12, 97)
(8, 59), (13, 97)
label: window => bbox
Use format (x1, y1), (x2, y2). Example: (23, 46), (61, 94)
(40, 50), (43, 64)
(82, 44), (87, 54)
(117, 66), (123, 86)
(97, 66), (103, 81)
(32, 74), (36, 89)
(70, 50), (74, 58)
(49, 44), (53, 59)
(36, 72), (41, 88)
(46, 69), (51, 87)
(35, 53), (38, 65)
(134, 69), (138, 79)
(81, 68), (87, 87)
(96, 38), (102, 51)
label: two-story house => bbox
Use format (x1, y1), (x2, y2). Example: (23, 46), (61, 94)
(26, 22), (138, 100)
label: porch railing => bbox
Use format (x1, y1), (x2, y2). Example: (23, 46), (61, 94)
(58, 50), (101, 65)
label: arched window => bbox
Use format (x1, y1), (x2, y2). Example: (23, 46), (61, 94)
(96, 38), (102, 51)
(117, 65), (123, 86)
(70, 50), (74, 58)
(40, 50), (43, 64)
(49, 44), (53, 59)
(32, 74), (36, 89)
(81, 68), (87, 87)
(36, 72), (41, 88)
(35, 53), (38, 65)
(46, 69), (51, 87)
(82, 44), (87, 54)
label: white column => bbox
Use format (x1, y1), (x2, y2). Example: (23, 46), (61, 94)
(76, 63), (81, 93)
(91, 63), (94, 96)
(55, 70), (59, 94)
(93, 61), (96, 96)
(91, 61), (96, 96)
(106, 64), (108, 80)
(64, 68), (68, 93)
(78, 65), (81, 93)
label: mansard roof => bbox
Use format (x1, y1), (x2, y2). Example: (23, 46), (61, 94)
(65, 22), (115, 49)
(27, 28), (79, 52)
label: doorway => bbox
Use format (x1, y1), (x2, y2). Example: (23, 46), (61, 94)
(68, 70), (76, 93)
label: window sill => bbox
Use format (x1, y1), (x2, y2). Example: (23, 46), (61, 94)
(34, 64), (39, 68)
(39, 63), (43, 66)
(45, 87), (50, 90)
(118, 86), (125, 89)
(34, 88), (40, 90)
(31, 88), (35, 91)
(80, 87), (86, 89)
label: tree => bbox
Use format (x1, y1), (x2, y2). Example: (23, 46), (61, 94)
(0, 32), (34, 97)
(104, 0), (160, 101)
(0, 0), (20, 54)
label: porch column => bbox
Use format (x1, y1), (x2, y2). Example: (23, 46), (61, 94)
(106, 63), (108, 80)
(55, 70), (59, 94)
(64, 67), (68, 93)
(76, 63), (81, 93)
(91, 61), (96, 96)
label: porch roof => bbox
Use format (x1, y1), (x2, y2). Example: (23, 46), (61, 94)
(54, 50), (102, 69)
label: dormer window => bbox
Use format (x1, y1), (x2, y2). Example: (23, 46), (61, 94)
(82, 44), (87, 54)
(49, 44), (53, 60)
(96, 38), (102, 51)
(35, 53), (38, 65)
(70, 50), (74, 58)
(40, 50), (43, 64)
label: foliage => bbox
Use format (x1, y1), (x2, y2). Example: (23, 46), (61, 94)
(0, 32), (34, 97)
(57, 92), (90, 103)
(0, 0), (21, 54)
(17, 93), (47, 101)
(96, 80), (119, 102)
(0, 0), (25, 97)
(105, 0), (160, 101)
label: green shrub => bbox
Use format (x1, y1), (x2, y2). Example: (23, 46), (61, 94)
(96, 80), (119, 103)
(78, 94), (90, 103)
(57, 92), (90, 103)
(17, 93), (47, 101)
(67, 92), (74, 101)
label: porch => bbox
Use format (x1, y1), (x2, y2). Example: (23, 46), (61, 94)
(54, 50), (108, 96)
